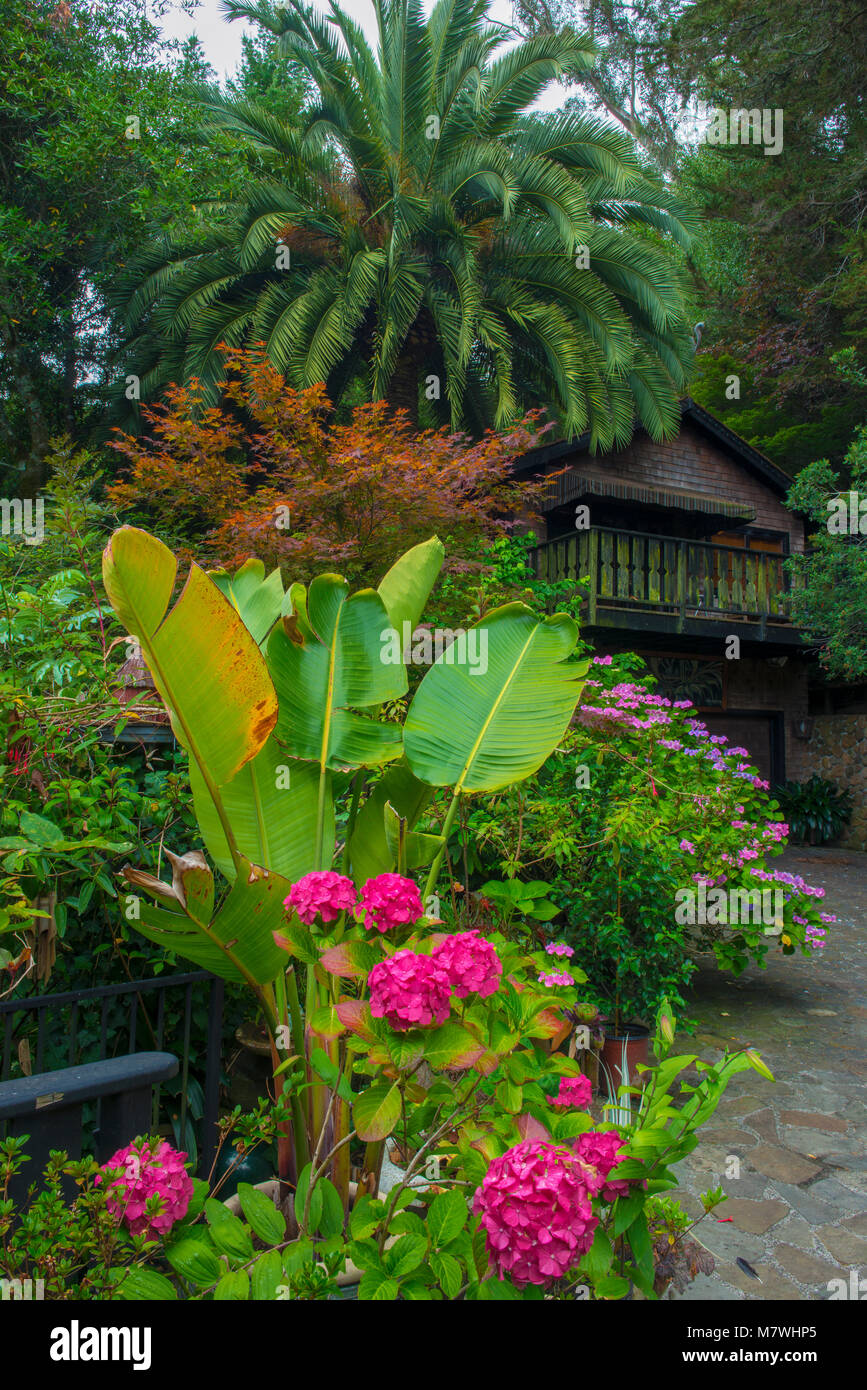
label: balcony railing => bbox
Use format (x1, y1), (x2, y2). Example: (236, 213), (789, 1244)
(531, 527), (794, 630)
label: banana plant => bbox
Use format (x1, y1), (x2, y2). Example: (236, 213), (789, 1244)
(102, 526), (588, 1209)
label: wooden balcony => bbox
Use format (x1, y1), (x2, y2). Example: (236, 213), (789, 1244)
(530, 528), (803, 644)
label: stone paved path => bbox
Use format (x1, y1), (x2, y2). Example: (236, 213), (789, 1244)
(670, 848), (867, 1300)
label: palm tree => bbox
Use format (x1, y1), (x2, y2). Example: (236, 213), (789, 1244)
(117, 0), (698, 446)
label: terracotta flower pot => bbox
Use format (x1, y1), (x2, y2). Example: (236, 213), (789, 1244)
(599, 1024), (650, 1099)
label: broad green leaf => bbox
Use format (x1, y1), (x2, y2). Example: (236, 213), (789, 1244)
(429, 1250), (462, 1298)
(309, 1045), (353, 1101)
(237, 1182), (286, 1246)
(384, 801), (444, 871)
(625, 1209), (654, 1283)
(214, 1270), (250, 1300)
(102, 527), (277, 787)
(131, 855), (291, 985)
(268, 575), (405, 772)
(594, 1274), (631, 1300)
(204, 1199), (254, 1262)
(377, 537), (444, 635)
(283, 1238), (315, 1275)
(274, 920), (319, 965)
(404, 604), (586, 792)
(190, 742), (331, 886)
(251, 1249), (284, 1301)
(427, 1188), (467, 1247)
(210, 557), (284, 647)
(318, 940), (381, 980)
(349, 759), (435, 881)
(423, 1022), (484, 1070)
(358, 1269), (399, 1300)
(353, 1082), (401, 1141)
(476, 1277), (522, 1300)
(612, 1191), (645, 1237)
(385, 1233), (428, 1278)
(579, 1226), (613, 1281)
(293, 1163), (323, 1232)
(114, 1267), (178, 1300)
(166, 1237), (222, 1287)
(19, 812), (64, 847)
(316, 1177), (346, 1239)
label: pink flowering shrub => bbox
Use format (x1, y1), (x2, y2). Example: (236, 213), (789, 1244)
(473, 1137), (625, 1286)
(433, 930), (502, 998)
(285, 871), (356, 926)
(357, 873), (424, 934)
(368, 949), (452, 1030)
(550, 1073), (593, 1109)
(466, 652), (833, 1018)
(99, 1138), (193, 1241)
(573, 1129), (630, 1200)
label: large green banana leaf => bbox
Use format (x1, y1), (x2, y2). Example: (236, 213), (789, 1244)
(210, 557), (284, 648)
(349, 759), (437, 883)
(403, 604), (587, 792)
(124, 853), (289, 985)
(268, 574), (406, 772)
(102, 528), (277, 787)
(377, 537), (444, 635)
(190, 739), (330, 886)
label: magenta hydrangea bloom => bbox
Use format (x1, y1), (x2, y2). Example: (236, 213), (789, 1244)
(538, 969), (575, 987)
(368, 950), (451, 1031)
(285, 871), (356, 926)
(433, 930), (502, 999)
(573, 1129), (630, 1200)
(356, 873), (423, 934)
(473, 1141), (598, 1287)
(99, 1139), (193, 1241)
(550, 1074), (593, 1109)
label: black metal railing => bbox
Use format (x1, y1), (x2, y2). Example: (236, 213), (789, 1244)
(0, 971), (224, 1177)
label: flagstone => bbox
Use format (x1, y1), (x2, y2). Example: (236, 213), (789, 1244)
(778, 1110), (849, 1134)
(748, 1143), (821, 1184)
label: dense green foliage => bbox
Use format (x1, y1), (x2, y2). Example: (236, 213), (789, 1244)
(113, 0), (697, 444)
(516, 0), (867, 469)
(442, 655), (830, 1025)
(772, 776), (853, 847)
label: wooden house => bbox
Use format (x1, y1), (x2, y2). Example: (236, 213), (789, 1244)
(516, 398), (810, 785)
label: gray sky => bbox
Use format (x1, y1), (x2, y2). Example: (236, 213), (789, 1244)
(156, 0), (575, 108)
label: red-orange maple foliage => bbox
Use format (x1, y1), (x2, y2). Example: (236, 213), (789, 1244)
(108, 348), (552, 586)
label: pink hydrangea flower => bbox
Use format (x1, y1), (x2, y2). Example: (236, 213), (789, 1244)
(545, 940), (574, 959)
(368, 950), (451, 1031)
(538, 969), (574, 987)
(285, 871), (356, 926)
(573, 1129), (630, 1200)
(356, 873), (423, 934)
(472, 1141), (598, 1286)
(550, 1074), (593, 1109)
(99, 1138), (193, 1241)
(433, 930), (502, 999)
